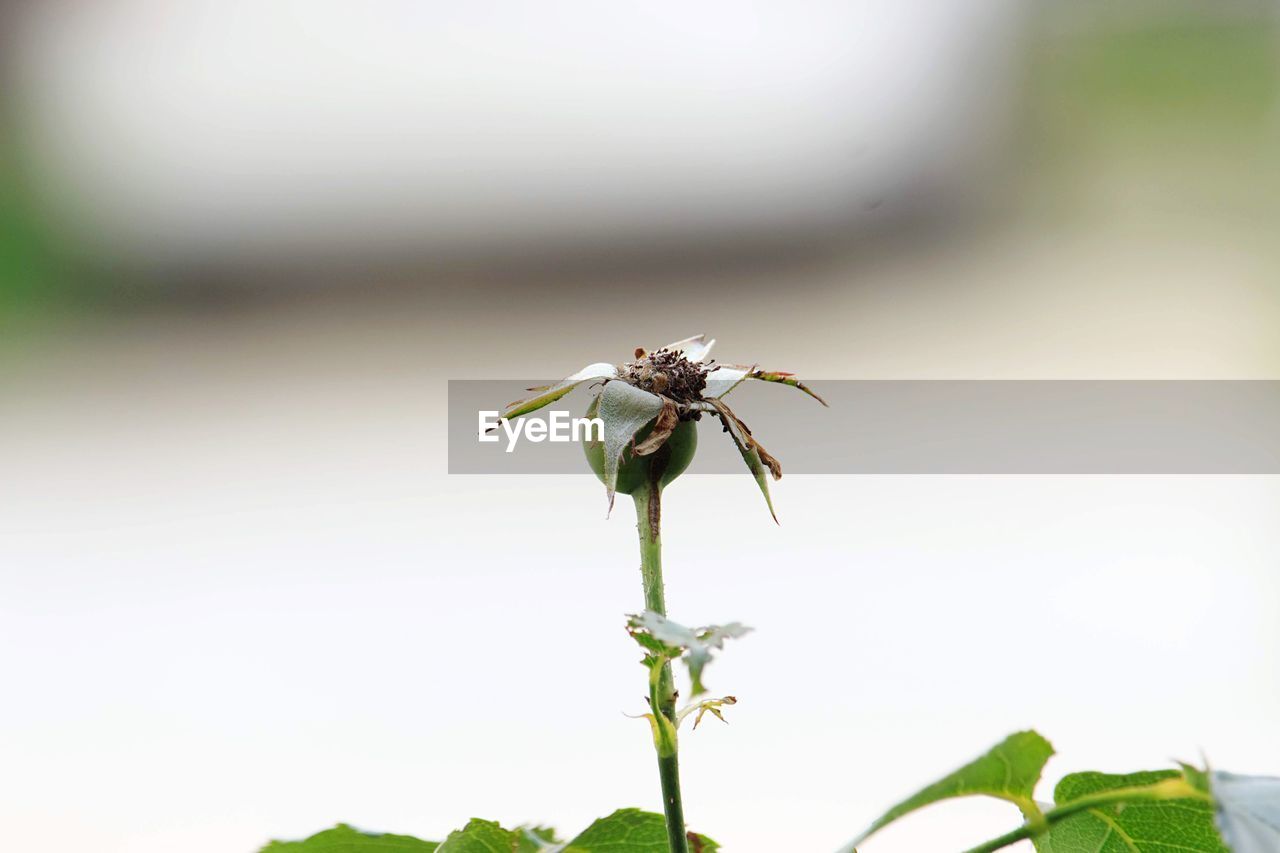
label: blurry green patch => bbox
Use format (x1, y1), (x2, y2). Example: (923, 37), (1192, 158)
(0, 143), (51, 308)
(0, 115), (68, 322)
(1060, 25), (1273, 121)
(1023, 17), (1280, 221)
(1032, 20), (1279, 141)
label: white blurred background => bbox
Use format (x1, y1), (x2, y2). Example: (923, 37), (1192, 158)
(2, 1), (1278, 851)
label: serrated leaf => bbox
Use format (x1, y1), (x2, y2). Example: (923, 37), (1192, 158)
(1211, 771), (1280, 853)
(520, 826), (561, 850)
(436, 818), (549, 853)
(627, 612), (751, 696)
(1034, 770), (1226, 853)
(259, 824), (440, 852)
(262, 813), (718, 853)
(853, 731), (1055, 846)
(562, 808), (719, 853)
(502, 363), (618, 419)
(596, 381), (666, 511)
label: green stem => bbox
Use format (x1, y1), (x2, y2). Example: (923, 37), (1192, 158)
(634, 480), (689, 853)
(962, 779), (1209, 853)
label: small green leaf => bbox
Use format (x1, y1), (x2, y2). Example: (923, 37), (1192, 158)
(596, 381), (666, 511)
(1211, 770), (1280, 853)
(1181, 762), (1213, 796)
(563, 808), (719, 853)
(1034, 770), (1226, 852)
(627, 612), (751, 696)
(259, 824), (440, 852)
(854, 731), (1055, 846)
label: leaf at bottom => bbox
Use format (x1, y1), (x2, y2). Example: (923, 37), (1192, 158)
(564, 809), (719, 852)
(259, 824), (440, 852)
(1034, 770), (1226, 853)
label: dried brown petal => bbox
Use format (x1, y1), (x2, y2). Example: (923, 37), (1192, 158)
(633, 398), (680, 456)
(755, 443), (783, 480)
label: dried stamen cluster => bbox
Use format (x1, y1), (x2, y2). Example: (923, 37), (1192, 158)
(617, 347), (783, 512)
(621, 348), (710, 415)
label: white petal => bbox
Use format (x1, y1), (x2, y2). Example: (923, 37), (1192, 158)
(662, 334), (716, 363)
(702, 365), (751, 398)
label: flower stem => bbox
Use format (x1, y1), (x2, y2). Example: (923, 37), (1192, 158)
(634, 479), (690, 853)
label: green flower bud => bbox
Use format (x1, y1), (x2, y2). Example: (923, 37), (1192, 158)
(583, 397), (698, 495)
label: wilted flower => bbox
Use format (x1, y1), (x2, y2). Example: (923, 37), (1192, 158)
(501, 334), (826, 519)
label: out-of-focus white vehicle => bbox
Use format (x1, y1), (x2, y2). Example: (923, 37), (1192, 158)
(12, 1), (1020, 268)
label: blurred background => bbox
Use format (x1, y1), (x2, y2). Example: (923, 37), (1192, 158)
(2, 2), (1278, 852)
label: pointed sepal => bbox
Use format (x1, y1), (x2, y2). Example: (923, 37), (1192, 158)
(501, 362), (618, 419)
(707, 398), (781, 523)
(596, 381), (666, 512)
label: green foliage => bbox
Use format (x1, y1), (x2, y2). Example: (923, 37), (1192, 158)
(846, 731), (1278, 853)
(260, 717), (1280, 853)
(260, 824), (440, 852)
(563, 809), (718, 853)
(855, 730), (1055, 845)
(1040, 22), (1277, 130)
(1034, 771), (1226, 853)
(436, 818), (548, 853)
(262, 811), (718, 853)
